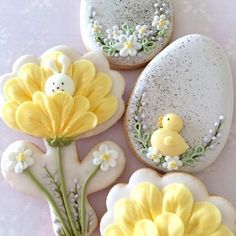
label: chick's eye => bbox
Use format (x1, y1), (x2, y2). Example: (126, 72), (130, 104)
(167, 118), (170, 121)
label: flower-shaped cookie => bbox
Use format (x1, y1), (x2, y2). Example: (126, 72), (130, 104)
(101, 169), (236, 236)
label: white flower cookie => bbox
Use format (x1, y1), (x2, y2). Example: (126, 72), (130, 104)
(100, 168), (236, 235)
(80, 0), (173, 70)
(125, 34), (233, 173)
(0, 46), (126, 236)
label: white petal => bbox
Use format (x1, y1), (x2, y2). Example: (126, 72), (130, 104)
(106, 29), (112, 34)
(165, 156), (172, 162)
(177, 161), (183, 167)
(113, 26), (119, 31)
(136, 25), (141, 30)
(129, 48), (137, 57)
(134, 42), (142, 50)
(152, 22), (157, 27)
(99, 144), (109, 153)
(19, 161), (28, 170)
(109, 158), (117, 167)
(25, 157), (34, 166)
(7, 152), (18, 161)
(154, 15), (159, 21)
(120, 48), (129, 57)
(23, 149), (33, 158)
(5, 161), (16, 171)
(93, 157), (102, 166)
(163, 162), (168, 168)
(15, 163), (23, 174)
(16, 144), (25, 153)
(157, 25), (162, 31)
(114, 42), (124, 51)
(107, 150), (118, 159)
(119, 34), (128, 43)
(160, 15), (166, 19)
(173, 156), (180, 161)
(129, 35), (137, 43)
(100, 162), (109, 171)
(93, 151), (101, 159)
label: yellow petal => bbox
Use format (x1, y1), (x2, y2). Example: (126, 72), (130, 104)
(186, 202), (221, 235)
(91, 95), (117, 124)
(134, 219), (159, 236)
(104, 224), (126, 236)
(114, 199), (144, 234)
(2, 101), (20, 130)
(16, 101), (52, 138)
(162, 184), (193, 225)
(72, 59), (96, 95)
(155, 213), (184, 236)
(18, 63), (45, 93)
(41, 51), (72, 78)
(4, 78), (31, 102)
(15, 92), (97, 138)
(211, 225), (234, 236)
(131, 183), (162, 219)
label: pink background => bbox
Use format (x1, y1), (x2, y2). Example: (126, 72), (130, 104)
(0, 0), (236, 235)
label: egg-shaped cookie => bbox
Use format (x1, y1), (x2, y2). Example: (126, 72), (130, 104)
(80, 0), (173, 70)
(125, 34), (233, 173)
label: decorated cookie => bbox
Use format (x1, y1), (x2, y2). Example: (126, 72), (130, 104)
(80, 0), (173, 70)
(0, 46), (126, 236)
(101, 168), (236, 235)
(125, 34), (233, 173)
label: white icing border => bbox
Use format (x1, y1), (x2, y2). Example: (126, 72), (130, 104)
(100, 168), (236, 234)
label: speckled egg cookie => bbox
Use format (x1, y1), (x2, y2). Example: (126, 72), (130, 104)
(80, 0), (173, 70)
(125, 34), (233, 173)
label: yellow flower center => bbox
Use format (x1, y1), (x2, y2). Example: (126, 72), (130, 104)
(124, 41), (133, 49)
(17, 153), (25, 162)
(140, 27), (145, 34)
(93, 26), (100, 32)
(159, 19), (166, 26)
(113, 32), (118, 37)
(170, 161), (177, 169)
(102, 154), (110, 161)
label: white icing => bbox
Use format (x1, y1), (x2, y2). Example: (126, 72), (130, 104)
(100, 168), (236, 234)
(93, 144), (119, 171)
(5, 143), (34, 174)
(146, 147), (162, 164)
(152, 14), (170, 30)
(163, 156), (182, 171)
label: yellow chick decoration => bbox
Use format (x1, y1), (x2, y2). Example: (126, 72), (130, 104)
(151, 113), (189, 156)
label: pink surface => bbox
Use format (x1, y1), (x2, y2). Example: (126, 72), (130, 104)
(0, 1), (235, 235)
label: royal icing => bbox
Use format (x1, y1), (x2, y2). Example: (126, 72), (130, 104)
(0, 46), (126, 236)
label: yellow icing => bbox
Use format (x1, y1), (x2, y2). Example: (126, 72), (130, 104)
(104, 183), (232, 236)
(151, 113), (189, 156)
(2, 51), (118, 139)
(17, 153), (25, 162)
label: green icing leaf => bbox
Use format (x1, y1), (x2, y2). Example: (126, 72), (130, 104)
(122, 23), (134, 34)
(142, 38), (155, 54)
(158, 29), (166, 37)
(101, 40), (117, 56)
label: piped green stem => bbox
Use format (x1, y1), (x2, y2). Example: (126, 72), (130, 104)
(80, 165), (100, 235)
(26, 169), (71, 236)
(57, 146), (80, 236)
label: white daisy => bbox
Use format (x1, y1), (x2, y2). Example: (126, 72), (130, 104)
(114, 34), (142, 57)
(91, 20), (103, 33)
(93, 144), (119, 171)
(152, 14), (170, 31)
(6, 143), (34, 174)
(163, 156), (182, 171)
(136, 25), (148, 39)
(146, 147), (162, 164)
(106, 26), (123, 40)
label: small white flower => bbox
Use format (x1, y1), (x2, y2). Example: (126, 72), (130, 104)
(114, 34), (142, 57)
(106, 26), (123, 40)
(91, 20), (103, 33)
(163, 156), (182, 171)
(136, 25), (148, 39)
(93, 144), (119, 171)
(152, 14), (170, 31)
(146, 147), (162, 164)
(6, 143), (34, 174)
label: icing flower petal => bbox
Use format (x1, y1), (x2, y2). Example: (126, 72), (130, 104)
(133, 219), (159, 236)
(131, 183), (162, 219)
(210, 225), (234, 236)
(186, 202), (222, 235)
(155, 213), (184, 236)
(16, 92), (97, 138)
(162, 183), (193, 225)
(104, 224), (126, 236)
(114, 199), (146, 234)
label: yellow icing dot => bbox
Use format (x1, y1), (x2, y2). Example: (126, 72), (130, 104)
(124, 42), (133, 49)
(104, 182), (232, 236)
(102, 154), (110, 161)
(17, 153), (25, 162)
(159, 19), (166, 26)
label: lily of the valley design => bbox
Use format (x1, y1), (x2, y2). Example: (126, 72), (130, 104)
(0, 49), (125, 236)
(132, 92), (224, 170)
(89, 0), (172, 57)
